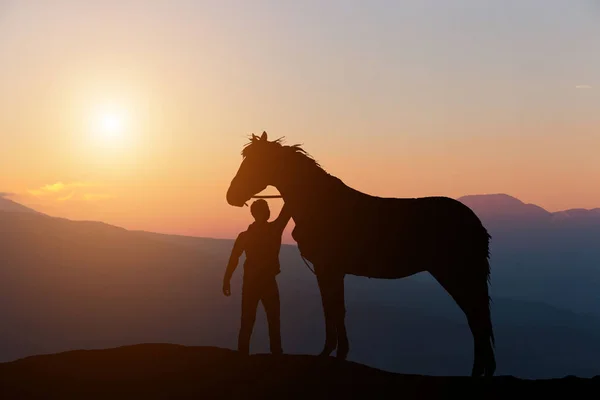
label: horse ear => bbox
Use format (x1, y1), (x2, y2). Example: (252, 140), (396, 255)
(251, 133), (259, 142)
(260, 131), (268, 141)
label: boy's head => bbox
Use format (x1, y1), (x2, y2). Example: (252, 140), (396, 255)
(250, 199), (270, 222)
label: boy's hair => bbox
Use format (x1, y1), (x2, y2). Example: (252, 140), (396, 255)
(250, 199), (270, 220)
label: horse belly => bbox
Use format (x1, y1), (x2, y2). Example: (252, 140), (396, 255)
(345, 265), (422, 280)
(343, 242), (427, 280)
(293, 219), (430, 279)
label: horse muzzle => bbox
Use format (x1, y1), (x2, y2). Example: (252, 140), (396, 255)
(226, 190), (247, 207)
(226, 182), (254, 207)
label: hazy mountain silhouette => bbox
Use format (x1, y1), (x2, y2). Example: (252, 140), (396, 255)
(553, 207), (600, 222)
(1, 194), (600, 379)
(458, 194), (552, 221)
(0, 196), (41, 214)
(459, 193), (600, 227)
(0, 344), (597, 399)
(458, 194), (600, 237)
(456, 194), (600, 316)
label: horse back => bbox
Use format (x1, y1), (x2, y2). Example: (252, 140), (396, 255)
(294, 195), (488, 277)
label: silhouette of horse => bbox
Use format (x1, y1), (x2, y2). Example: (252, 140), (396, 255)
(226, 132), (496, 377)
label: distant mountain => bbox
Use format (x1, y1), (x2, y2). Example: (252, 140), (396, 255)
(1, 209), (600, 379)
(458, 193), (600, 226)
(1, 344), (597, 399)
(456, 193), (600, 316)
(458, 193), (552, 221)
(456, 192), (600, 251)
(0, 197), (40, 214)
(553, 207), (600, 222)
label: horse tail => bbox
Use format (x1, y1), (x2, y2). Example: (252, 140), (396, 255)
(483, 230), (495, 348)
(472, 221), (495, 343)
(474, 225), (496, 376)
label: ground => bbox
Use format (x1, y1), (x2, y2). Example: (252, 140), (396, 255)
(0, 344), (598, 399)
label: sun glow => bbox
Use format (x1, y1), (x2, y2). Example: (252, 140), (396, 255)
(101, 113), (124, 135)
(75, 84), (153, 171)
(92, 108), (128, 143)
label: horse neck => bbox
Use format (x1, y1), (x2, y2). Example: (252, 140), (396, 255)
(275, 159), (347, 222)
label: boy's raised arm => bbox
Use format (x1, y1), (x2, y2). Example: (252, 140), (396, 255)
(272, 202), (292, 234)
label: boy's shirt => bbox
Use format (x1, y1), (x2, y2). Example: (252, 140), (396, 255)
(239, 219), (285, 280)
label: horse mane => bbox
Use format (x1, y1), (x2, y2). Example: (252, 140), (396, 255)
(241, 135), (323, 170)
(240, 133), (353, 198)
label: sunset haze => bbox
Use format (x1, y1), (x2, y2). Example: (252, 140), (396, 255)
(1, 0), (599, 242)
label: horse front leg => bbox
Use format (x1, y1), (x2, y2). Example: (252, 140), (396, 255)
(330, 273), (349, 359)
(316, 271), (337, 357)
(316, 268), (349, 359)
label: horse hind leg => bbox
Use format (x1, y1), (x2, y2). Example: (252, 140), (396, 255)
(466, 300), (496, 378)
(430, 259), (496, 378)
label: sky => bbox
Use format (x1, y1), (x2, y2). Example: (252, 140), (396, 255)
(1, 0), (599, 242)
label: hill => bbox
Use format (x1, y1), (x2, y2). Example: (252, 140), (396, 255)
(0, 196), (40, 214)
(458, 193), (552, 221)
(2, 208), (600, 379)
(0, 344), (598, 399)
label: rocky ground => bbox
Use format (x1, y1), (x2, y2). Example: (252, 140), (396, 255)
(0, 344), (598, 399)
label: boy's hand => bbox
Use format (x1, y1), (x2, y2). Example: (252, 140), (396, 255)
(222, 280), (231, 296)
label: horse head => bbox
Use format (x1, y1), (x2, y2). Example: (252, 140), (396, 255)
(226, 131), (286, 207)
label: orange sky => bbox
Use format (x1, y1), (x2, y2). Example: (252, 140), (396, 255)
(1, 1), (599, 243)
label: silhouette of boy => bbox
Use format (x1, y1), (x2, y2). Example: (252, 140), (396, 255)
(222, 199), (292, 356)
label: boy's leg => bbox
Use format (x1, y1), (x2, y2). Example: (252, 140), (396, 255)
(238, 278), (260, 355)
(261, 276), (282, 355)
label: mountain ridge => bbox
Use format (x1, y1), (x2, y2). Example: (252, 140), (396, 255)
(3, 193), (599, 242)
(0, 197), (42, 215)
(457, 193), (600, 221)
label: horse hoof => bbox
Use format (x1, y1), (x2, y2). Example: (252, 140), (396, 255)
(335, 348), (349, 360)
(318, 346), (335, 357)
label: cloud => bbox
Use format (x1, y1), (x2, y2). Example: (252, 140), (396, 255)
(0, 192), (14, 198)
(24, 182), (113, 203)
(575, 85), (592, 89)
(27, 182), (93, 197)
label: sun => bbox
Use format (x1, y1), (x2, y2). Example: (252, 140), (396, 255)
(101, 113), (124, 136)
(96, 111), (126, 139)
(91, 107), (129, 145)
(78, 92), (144, 165)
